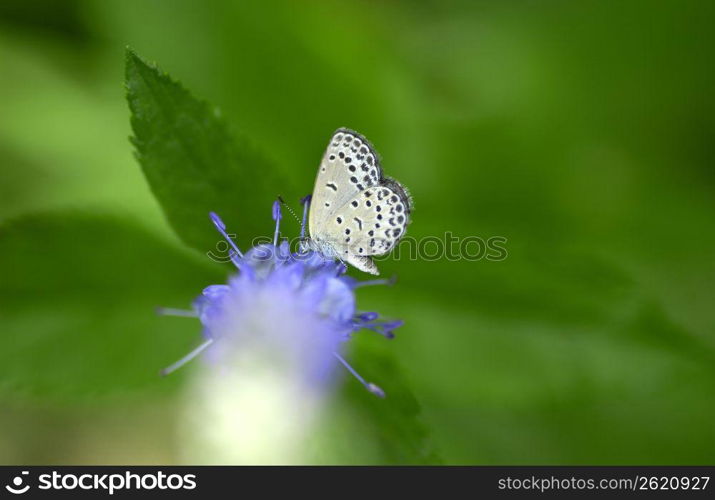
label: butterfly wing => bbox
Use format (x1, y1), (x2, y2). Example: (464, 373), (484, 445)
(339, 181), (411, 272)
(309, 128), (411, 275)
(309, 128), (381, 232)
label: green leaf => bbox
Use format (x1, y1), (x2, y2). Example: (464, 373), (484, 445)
(125, 49), (289, 252)
(0, 212), (225, 406)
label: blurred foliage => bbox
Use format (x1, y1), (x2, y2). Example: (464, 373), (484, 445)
(1, 0), (714, 464)
(313, 335), (442, 464)
(0, 212), (224, 403)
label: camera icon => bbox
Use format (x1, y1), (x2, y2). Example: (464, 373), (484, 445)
(5, 471), (30, 495)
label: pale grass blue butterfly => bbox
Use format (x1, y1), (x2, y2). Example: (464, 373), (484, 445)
(301, 128), (412, 275)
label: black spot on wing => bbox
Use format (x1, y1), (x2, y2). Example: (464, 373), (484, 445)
(380, 177), (412, 215)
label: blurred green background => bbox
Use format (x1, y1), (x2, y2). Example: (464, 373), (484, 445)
(1, 0), (714, 464)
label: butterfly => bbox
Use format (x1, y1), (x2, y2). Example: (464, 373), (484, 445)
(302, 128), (412, 275)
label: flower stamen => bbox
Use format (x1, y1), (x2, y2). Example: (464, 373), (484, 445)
(300, 195), (311, 239)
(210, 211), (244, 267)
(333, 352), (386, 398)
(155, 307), (198, 318)
(351, 275), (398, 288)
(160, 338), (215, 376)
(272, 200), (282, 247)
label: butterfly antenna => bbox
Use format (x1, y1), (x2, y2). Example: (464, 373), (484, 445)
(278, 196), (302, 225)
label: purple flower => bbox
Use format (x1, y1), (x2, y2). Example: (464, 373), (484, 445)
(158, 198), (402, 398)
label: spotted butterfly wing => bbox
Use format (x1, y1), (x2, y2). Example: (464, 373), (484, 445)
(308, 128), (411, 275)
